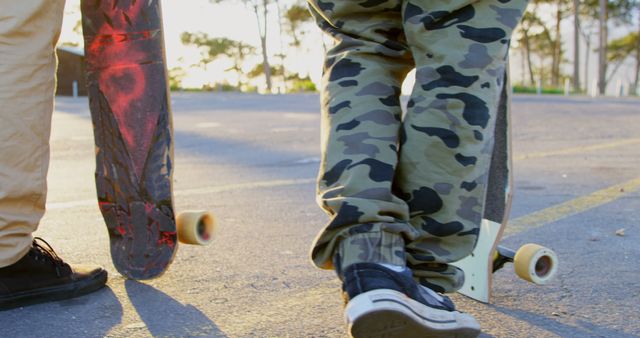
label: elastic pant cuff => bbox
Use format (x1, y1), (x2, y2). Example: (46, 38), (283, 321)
(334, 230), (405, 277)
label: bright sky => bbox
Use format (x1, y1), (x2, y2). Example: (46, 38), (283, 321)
(59, 0), (327, 90)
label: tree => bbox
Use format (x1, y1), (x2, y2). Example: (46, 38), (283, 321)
(516, 11), (541, 86)
(211, 0), (275, 92)
(551, 0), (570, 86)
(576, 16), (598, 93)
(530, 26), (556, 85)
(517, 1), (570, 88)
(598, 0), (607, 95)
(515, 7), (557, 86)
(248, 63), (284, 78)
(181, 32), (255, 89)
(578, 0), (638, 94)
(548, 0), (571, 87)
(168, 67), (187, 90)
(527, 0), (571, 87)
(573, 0), (581, 91)
(516, 0), (640, 93)
(632, 4), (640, 95)
(287, 73), (317, 92)
(248, 64), (316, 92)
(273, 2), (314, 93)
(284, 4), (312, 47)
(607, 32), (640, 94)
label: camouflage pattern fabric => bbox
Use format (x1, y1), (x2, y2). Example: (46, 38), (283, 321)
(308, 0), (528, 293)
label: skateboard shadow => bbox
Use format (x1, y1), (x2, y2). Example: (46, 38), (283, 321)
(0, 286), (122, 337)
(124, 280), (227, 337)
(491, 304), (638, 338)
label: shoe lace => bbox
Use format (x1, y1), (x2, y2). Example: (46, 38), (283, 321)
(32, 237), (71, 277)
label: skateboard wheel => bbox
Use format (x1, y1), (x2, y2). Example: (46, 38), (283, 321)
(176, 211), (215, 245)
(514, 243), (558, 285)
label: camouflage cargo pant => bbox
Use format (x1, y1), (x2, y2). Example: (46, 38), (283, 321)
(308, 0), (528, 293)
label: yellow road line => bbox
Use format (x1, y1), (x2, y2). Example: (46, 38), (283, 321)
(505, 176), (640, 237)
(514, 138), (640, 161)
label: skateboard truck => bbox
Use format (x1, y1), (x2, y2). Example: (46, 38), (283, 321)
(453, 220), (559, 303)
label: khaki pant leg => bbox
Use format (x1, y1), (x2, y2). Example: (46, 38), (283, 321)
(0, 0), (66, 267)
(395, 0), (528, 292)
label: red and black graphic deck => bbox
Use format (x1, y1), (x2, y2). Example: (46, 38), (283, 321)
(81, 0), (177, 280)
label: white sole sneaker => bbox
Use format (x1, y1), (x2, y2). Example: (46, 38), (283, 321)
(345, 289), (481, 338)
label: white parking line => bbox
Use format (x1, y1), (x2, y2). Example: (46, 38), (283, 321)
(46, 178), (316, 210)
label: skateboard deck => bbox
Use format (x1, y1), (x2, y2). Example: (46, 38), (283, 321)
(81, 0), (213, 279)
(452, 70), (558, 303)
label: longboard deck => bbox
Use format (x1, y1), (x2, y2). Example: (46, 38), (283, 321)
(453, 69), (513, 303)
(82, 0), (177, 280)
(452, 219), (505, 303)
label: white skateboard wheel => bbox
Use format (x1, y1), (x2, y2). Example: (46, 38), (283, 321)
(514, 243), (558, 285)
(176, 211), (215, 245)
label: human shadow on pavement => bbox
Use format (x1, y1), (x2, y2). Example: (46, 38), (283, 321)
(0, 286), (122, 338)
(492, 304), (639, 338)
(125, 280), (227, 337)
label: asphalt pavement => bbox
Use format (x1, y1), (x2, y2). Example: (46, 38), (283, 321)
(1, 93), (638, 337)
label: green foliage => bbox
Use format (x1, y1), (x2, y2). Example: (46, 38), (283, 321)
(205, 82), (239, 92)
(181, 31), (258, 89)
(608, 32), (639, 62)
(516, 9), (559, 85)
(168, 67), (186, 90)
(287, 74), (317, 92)
(285, 5), (310, 24)
(284, 4), (312, 46)
(208, 0), (275, 91)
(579, 0), (638, 23)
(247, 64), (284, 78)
(512, 85), (565, 95)
(181, 32), (255, 67)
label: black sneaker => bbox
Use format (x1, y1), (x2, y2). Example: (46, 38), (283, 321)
(0, 237), (108, 311)
(341, 263), (480, 338)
